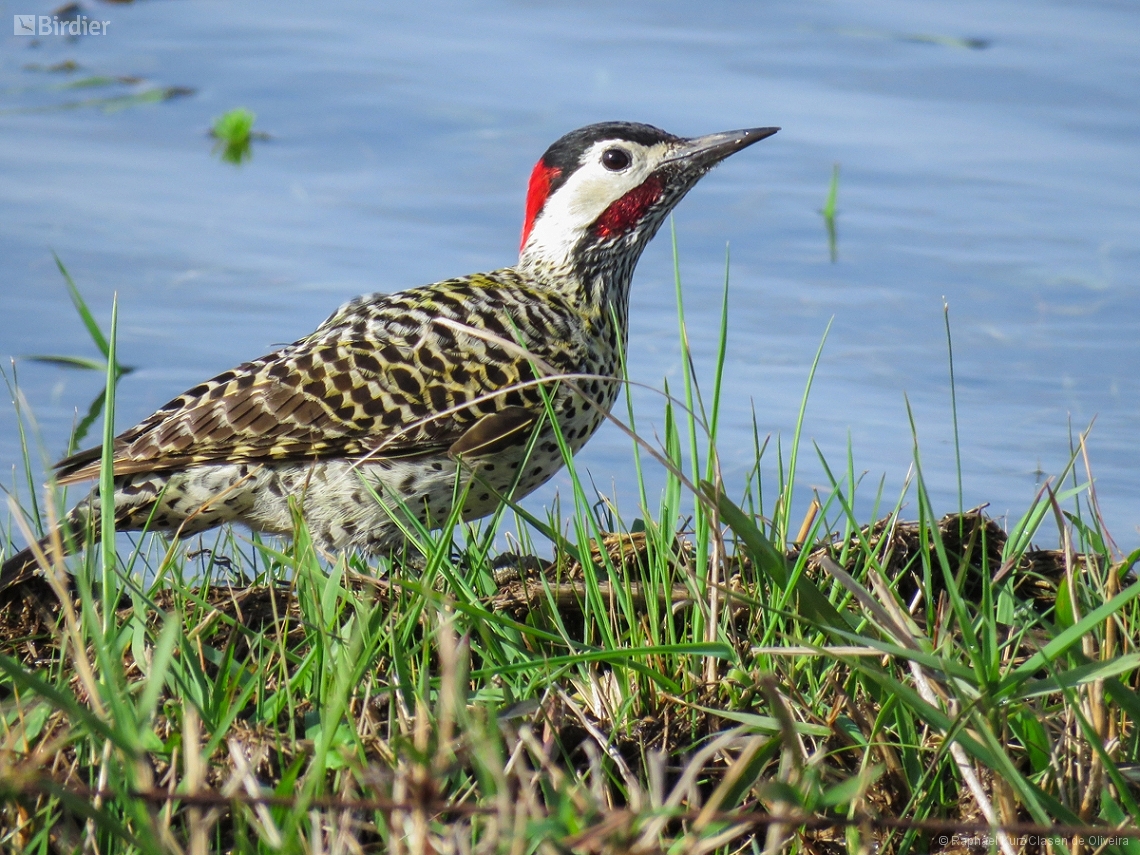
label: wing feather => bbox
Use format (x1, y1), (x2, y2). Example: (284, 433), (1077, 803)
(53, 274), (567, 485)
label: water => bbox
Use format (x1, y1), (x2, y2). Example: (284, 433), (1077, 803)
(2, 0), (1138, 551)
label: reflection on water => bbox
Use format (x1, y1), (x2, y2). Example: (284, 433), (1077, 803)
(1, 0), (1138, 545)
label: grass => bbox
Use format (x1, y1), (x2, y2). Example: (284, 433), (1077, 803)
(21, 253), (132, 454)
(0, 252), (1138, 854)
(821, 164), (840, 263)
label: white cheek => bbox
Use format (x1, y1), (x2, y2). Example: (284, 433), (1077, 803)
(523, 161), (652, 266)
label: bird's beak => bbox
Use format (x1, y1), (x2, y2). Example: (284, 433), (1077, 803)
(664, 126), (780, 169)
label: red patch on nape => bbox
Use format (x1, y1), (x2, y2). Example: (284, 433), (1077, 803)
(593, 174), (664, 240)
(520, 160), (561, 251)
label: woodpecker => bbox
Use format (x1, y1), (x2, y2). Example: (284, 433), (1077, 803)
(1, 121), (778, 589)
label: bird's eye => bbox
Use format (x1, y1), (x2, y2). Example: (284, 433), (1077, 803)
(601, 148), (632, 171)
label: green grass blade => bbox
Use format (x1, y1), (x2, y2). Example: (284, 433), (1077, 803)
(100, 294), (119, 629)
(54, 252), (110, 360)
(822, 163), (839, 219)
(781, 318), (832, 542)
(999, 578), (1140, 693)
(23, 354), (108, 371)
(943, 301), (963, 516)
(707, 481), (849, 632)
(0, 652), (125, 750)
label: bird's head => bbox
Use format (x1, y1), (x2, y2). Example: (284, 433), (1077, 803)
(517, 121), (778, 278)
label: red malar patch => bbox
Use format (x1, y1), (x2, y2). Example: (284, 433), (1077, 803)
(521, 160), (561, 251)
(593, 175), (664, 239)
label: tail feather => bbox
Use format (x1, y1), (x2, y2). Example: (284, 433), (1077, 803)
(0, 543), (49, 592)
(1, 507), (94, 595)
(0, 535), (76, 597)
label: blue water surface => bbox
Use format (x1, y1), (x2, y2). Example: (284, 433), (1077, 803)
(2, 0), (1138, 552)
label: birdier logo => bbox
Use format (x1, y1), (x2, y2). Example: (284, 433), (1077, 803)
(13, 14), (110, 36)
